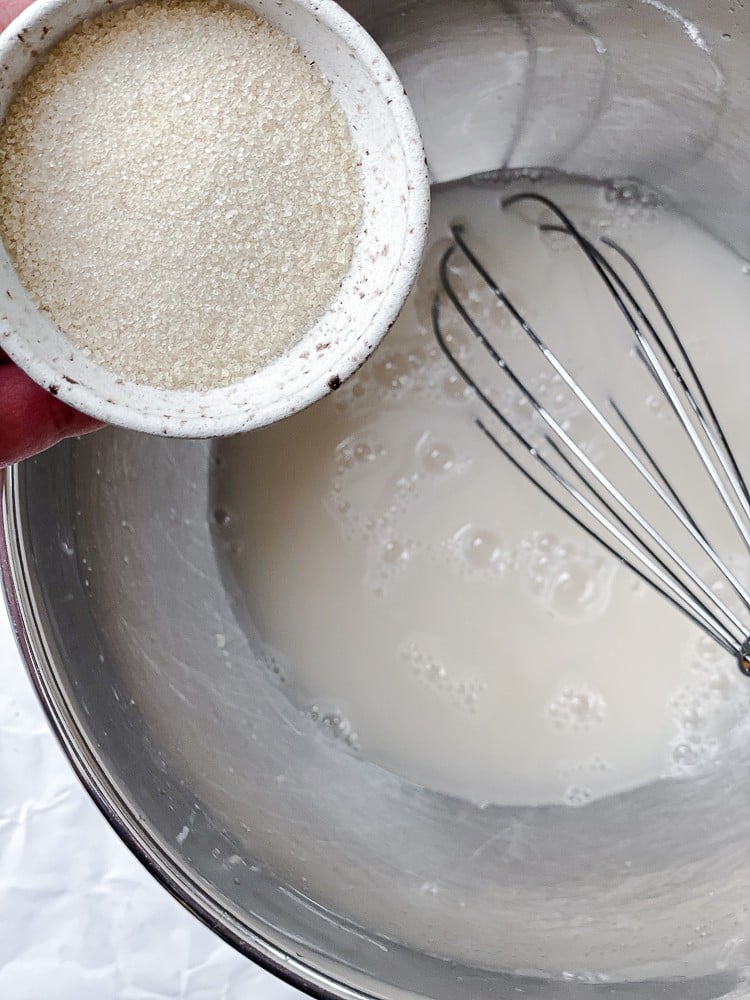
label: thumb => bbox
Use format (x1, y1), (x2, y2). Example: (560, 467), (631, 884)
(0, 363), (102, 468)
(0, 0), (34, 32)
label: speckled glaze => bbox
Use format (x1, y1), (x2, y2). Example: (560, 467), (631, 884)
(0, 0), (430, 437)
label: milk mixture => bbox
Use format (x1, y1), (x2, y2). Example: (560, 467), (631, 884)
(213, 179), (750, 807)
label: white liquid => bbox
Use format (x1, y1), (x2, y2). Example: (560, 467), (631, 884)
(215, 179), (750, 807)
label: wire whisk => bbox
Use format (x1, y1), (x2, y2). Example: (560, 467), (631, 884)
(432, 192), (750, 675)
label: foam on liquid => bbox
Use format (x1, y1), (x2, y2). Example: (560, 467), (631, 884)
(214, 179), (750, 807)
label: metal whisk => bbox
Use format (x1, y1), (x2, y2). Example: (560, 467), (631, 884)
(432, 192), (750, 675)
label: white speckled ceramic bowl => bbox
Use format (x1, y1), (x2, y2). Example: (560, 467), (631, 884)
(0, 0), (429, 437)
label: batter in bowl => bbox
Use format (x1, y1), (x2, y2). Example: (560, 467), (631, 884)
(213, 178), (750, 807)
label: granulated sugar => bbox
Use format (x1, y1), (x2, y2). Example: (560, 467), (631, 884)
(0, 0), (363, 391)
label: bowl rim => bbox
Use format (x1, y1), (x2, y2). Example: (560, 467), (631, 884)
(0, 0), (430, 438)
(0, 462), (395, 1000)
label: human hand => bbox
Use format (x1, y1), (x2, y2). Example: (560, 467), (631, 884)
(0, 0), (103, 469)
(0, 351), (103, 467)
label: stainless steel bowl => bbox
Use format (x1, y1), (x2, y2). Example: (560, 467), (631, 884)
(4, 2), (750, 998)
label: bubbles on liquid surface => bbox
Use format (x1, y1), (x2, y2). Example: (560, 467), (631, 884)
(545, 683), (607, 729)
(439, 319), (474, 360)
(400, 641), (486, 714)
(670, 738), (714, 771)
(557, 754), (612, 778)
(307, 702), (360, 751)
(328, 414), (475, 597)
(553, 565), (599, 615)
(604, 179), (661, 210)
(344, 440), (383, 468)
(333, 438), (385, 485)
(442, 372), (471, 402)
(382, 539), (412, 569)
(262, 651), (287, 685)
(417, 434), (456, 476)
(464, 530), (503, 569)
(373, 351), (412, 393)
(563, 785), (594, 808)
(447, 524), (511, 579)
(525, 532), (614, 620)
(665, 631), (750, 777)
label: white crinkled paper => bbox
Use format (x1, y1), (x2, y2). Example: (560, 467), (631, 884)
(0, 603), (301, 1000)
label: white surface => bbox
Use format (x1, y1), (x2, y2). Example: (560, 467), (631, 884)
(0, 598), (302, 999)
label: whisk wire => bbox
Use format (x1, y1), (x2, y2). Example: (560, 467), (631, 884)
(433, 193), (750, 673)
(497, 196), (750, 610)
(542, 435), (744, 650)
(476, 416), (739, 655)
(443, 230), (750, 621)
(581, 224), (750, 556)
(602, 234), (750, 539)
(607, 401), (702, 536)
(434, 278), (744, 652)
(546, 216), (750, 560)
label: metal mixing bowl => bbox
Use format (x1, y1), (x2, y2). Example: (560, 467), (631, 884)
(3, 2), (750, 998)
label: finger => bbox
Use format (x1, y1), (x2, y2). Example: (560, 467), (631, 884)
(0, 0), (33, 32)
(0, 364), (103, 468)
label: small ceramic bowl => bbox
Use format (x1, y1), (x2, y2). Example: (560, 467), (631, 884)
(0, 0), (429, 437)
